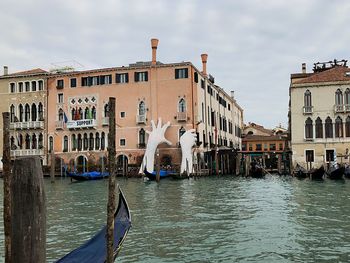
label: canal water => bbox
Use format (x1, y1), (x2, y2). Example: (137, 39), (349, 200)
(0, 175), (350, 262)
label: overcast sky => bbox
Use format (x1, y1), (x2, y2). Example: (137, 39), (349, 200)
(1, 0), (350, 128)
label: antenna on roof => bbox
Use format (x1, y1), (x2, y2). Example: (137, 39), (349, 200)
(50, 60), (84, 73)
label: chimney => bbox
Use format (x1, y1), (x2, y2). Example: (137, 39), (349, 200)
(231, 90), (235, 99)
(3, 66), (8, 76)
(151, 38), (159, 65)
(201, 53), (208, 76)
(302, 63), (306, 74)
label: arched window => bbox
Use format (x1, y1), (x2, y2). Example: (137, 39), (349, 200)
(304, 90), (312, 107)
(78, 107), (83, 120)
(25, 104), (30, 122)
(25, 134), (31, 149)
(19, 104), (23, 122)
(179, 126), (186, 140)
(325, 117), (333, 138)
(63, 136), (68, 152)
(49, 136), (53, 152)
(38, 103), (43, 120)
(10, 136), (15, 150)
(72, 134), (77, 151)
(178, 98), (186, 112)
(305, 118), (313, 139)
(38, 133), (43, 149)
(84, 107), (90, 119)
(92, 106), (96, 119)
(345, 88), (350, 106)
(101, 132), (105, 150)
(77, 134), (82, 151)
(335, 116), (343, 138)
(10, 104), (15, 123)
(315, 117), (323, 138)
(58, 108), (64, 121)
(71, 108), (76, 120)
(31, 103), (37, 121)
(346, 116), (350, 137)
(335, 89), (343, 106)
(104, 104), (109, 117)
(32, 134), (37, 149)
(83, 133), (88, 150)
(89, 133), (94, 150)
(38, 80), (43, 91)
(31, 81), (36, 92)
(138, 101), (146, 115)
(19, 134), (23, 149)
(95, 133), (100, 150)
(139, 128), (146, 146)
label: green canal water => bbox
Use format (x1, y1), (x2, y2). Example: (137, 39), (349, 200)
(0, 175), (350, 262)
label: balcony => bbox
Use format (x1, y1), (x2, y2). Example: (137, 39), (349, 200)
(102, 117), (109, 126)
(56, 120), (64, 130)
(334, 104), (345, 113)
(11, 149), (44, 157)
(177, 112), (187, 122)
(136, 114), (146, 124)
(67, 119), (97, 129)
(10, 121), (44, 130)
(303, 106), (313, 115)
(345, 104), (350, 112)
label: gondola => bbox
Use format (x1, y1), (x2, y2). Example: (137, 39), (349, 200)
(170, 173), (190, 180)
(144, 169), (176, 180)
(293, 163), (308, 179)
(308, 165), (325, 180)
(249, 162), (265, 178)
(56, 187), (131, 263)
(344, 166), (350, 179)
(326, 165), (345, 180)
(66, 170), (109, 181)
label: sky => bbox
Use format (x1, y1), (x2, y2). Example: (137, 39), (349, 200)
(1, 0), (350, 129)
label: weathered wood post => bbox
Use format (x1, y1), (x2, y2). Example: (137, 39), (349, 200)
(2, 112), (11, 263)
(106, 97), (116, 263)
(11, 157), (46, 263)
(278, 154), (282, 174)
(50, 151), (55, 183)
(156, 148), (160, 182)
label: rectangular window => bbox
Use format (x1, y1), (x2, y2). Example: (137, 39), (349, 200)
(120, 139), (126, 146)
(279, 143), (283, 151)
(135, 71), (148, 82)
(264, 144), (268, 151)
(99, 75), (112, 85)
(242, 143), (247, 151)
(10, 83), (15, 93)
(57, 79), (64, 89)
(256, 144), (262, 151)
(201, 79), (205, 89)
(70, 78), (77, 88)
(25, 82), (30, 92)
(58, 93), (64, 103)
(306, 150), (314, 162)
(175, 68), (188, 79)
(194, 72), (198, 83)
(31, 81), (36, 91)
(326, 149), (335, 162)
(38, 80), (43, 90)
(116, 73), (129, 83)
(249, 144), (253, 151)
(91, 76), (99, 86)
(81, 77), (89, 86)
(270, 143), (276, 151)
(120, 112), (126, 118)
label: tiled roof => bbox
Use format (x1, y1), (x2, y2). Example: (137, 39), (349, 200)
(243, 135), (285, 142)
(294, 66), (350, 84)
(2, 68), (48, 77)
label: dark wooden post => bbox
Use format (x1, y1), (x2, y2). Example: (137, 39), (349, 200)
(2, 112), (11, 263)
(50, 152), (55, 183)
(106, 97), (116, 263)
(11, 157), (46, 263)
(156, 148), (160, 182)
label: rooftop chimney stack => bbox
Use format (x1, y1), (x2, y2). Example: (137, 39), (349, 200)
(201, 53), (208, 76)
(3, 66), (8, 76)
(151, 38), (159, 65)
(302, 63), (306, 74)
(231, 90), (235, 99)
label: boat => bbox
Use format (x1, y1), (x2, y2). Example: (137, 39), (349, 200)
(56, 187), (131, 263)
(144, 169), (176, 180)
(249, 162), (265, 178)
(326, 165), (345, 180)
(345, 166), (350, 178)
(170, 172), (190, 180)
(308, 165), (325, 180)
(66, 170), (109, 181)
(293, 164), (308, 179)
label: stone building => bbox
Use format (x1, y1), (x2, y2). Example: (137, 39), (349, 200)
(289, 60), (350, 169)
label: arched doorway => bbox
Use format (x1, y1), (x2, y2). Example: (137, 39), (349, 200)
(76, 155), (88, 173)
(117, 155), (128, 176)
(98, 156), (108, 172)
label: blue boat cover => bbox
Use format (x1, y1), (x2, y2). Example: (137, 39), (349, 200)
(55, 188), (131, 263)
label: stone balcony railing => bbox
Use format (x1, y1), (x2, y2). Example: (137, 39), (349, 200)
(10, 121), (44, 130)
(303, 106), (313, 115)
(177, 112), (187, 122)
(11, 149), (44, 157)
(102, 117), (109, 126)
(334, 104), (345, 113)
(136, 114), (146, 124)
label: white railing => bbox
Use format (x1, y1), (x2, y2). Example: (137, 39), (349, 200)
(56, 120), (64, 130)
(67, 119), (97, 129)
(345, 104), (350, 112)
(11, 149), (44, 157)
(10, 121), (44, 130)
(303, 106), (313, 114)
(177, 112), (187, 122)
(136, 114), (146, 124)
(334, 104), (344, 113)
(102, 117), (109, 126)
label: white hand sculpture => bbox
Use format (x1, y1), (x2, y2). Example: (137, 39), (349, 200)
(180, 129), (197, 175)
(139, 118), (171, 174)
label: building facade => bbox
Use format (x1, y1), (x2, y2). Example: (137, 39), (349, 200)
(45, 39), (244, 173)
(289, 60), (350, 169)
(0, 68), (49, 167)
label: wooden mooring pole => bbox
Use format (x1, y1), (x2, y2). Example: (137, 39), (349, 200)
(106, 97), (116, 263)
(11, 157), (46, 263)
(2, 112), (11, 263)
(50, 151), (55, 183)
(156, 148), (160, 182)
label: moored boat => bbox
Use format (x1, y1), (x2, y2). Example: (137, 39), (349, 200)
(345, 166), (350, 179)
(326, 165), (345, 180)
(249, 162), (265, 178)
(66, 170), (109, 181)
(308, 165), (325, 180)
(144, 169), (176, 180)
(293, 164), (308, 179)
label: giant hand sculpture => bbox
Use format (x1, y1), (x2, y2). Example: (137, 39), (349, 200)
(139, 118), (171, 174)
(180, 129), (197, 175)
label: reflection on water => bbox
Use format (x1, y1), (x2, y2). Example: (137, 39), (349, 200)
(0, 175), (350, 262)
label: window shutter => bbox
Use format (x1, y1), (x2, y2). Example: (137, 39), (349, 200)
(175, 69), (179, 79)
(116, 74), (120, 83)
(185, 69), (188, 78)
(100, 76), (105, 85)
(134, 72), (138, 82)
(125, 73), (129, 83)
(145, 72), (148, 81)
